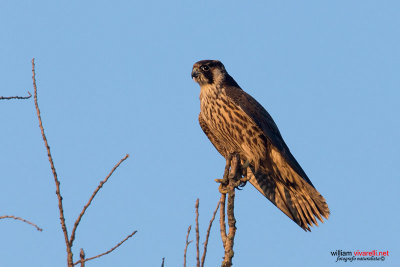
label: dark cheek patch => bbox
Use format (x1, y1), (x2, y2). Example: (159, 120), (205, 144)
(203, 71), (214, 84)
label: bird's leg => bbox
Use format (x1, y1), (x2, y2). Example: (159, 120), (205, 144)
(236, 160), (250, 189)
(240, 160), (249, 181)
(216, 155), (252, 192)
(241, 160), (250, 170)
(215, 154), (234, 194)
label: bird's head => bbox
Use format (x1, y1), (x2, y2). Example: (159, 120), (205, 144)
(191, 60), (227, 86)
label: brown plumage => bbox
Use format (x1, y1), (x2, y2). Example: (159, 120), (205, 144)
(192, 60), (329, 231)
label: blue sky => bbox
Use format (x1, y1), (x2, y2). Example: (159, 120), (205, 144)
(1, 1), (399, 266)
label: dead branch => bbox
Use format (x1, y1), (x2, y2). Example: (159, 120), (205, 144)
(183, 225), (192, 267)
(200, 199), (220, 267)
(32, 58), (74, 266)
(219, 194), (227, 250)
(161, 257), (165, 267)
(0, 91), (32, 100)
(73, 230), (137, 265)
(0, 215), (42, 231)
(219, 154), (242, 267)
(79, 249), (85, 267)
(224, 155), (240, 267)
(31, 58), (134, 266)
(195, 199), (200, 267)
(218, 154), (232, 251)
(70, 154), (130, 248)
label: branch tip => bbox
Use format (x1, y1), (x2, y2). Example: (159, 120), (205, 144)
(0, 215), (43, 232)
(73, 230), (137, 265)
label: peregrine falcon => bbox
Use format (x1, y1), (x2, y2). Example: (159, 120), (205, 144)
(191, 60), (329, 231)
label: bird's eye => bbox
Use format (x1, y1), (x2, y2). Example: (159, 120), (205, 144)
(201, 65), (209, 71)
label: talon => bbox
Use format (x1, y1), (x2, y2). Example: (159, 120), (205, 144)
(232, 179), (244, 189)
(236, 176), (249, 189)
(240, 176), (250, 183)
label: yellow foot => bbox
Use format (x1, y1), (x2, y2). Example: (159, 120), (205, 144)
(218, 184), (229, 194)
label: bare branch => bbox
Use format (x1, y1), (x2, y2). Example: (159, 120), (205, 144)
(69, 154), (130, 248)
(79, 249), (85, 267)
(218, 155), (231, 250)
(161, 257), (165, 267)
(73, 230), (137, 265)
(0, 215), (42, 231)
(225, 155), (240, 266)
(195, 199), (200, 267)
(219, 154), (242, 267)
(183, 225), (192, 267)
(200, 199), (220, 267)
(219, 194), (227, 250)
(29, 59), (134, 266)
(0, 91), (32, 100)
(32, 58), (74, 266)
(223, 188), (237, 267)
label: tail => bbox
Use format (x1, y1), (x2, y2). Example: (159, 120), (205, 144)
(246, 164), (330, 231)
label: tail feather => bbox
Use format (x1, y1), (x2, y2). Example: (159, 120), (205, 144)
(247, 164), (329, 231)
(301, 193), (320, 225)
(294, 190), (316, 229)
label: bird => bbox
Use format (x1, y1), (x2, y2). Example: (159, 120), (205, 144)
(191, 59), (329, 231)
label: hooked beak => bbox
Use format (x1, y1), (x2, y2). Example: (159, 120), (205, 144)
(191, 69), (200, 79)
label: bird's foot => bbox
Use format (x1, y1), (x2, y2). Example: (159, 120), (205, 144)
(215, 177), (228, 184)
(216, 158), (250, 192)
(216, 176), (247, 192)
(236, 176), (250, 190)
(216, 154), (251, 193)
(215, 177), (229, 194)
(218, 183), (229, 194)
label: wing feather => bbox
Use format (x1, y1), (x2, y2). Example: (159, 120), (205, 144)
(198, 74), (329, 231)
(221, 77), (330, 230)
(223, 81), (314, 186)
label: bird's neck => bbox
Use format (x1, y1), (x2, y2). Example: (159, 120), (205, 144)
(199, 83), (223, 103)
(198, 74), (239, 104)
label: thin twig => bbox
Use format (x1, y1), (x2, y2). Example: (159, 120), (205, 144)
(31, 59), (134, 266)
(80, 249), (85, 267)
(200, 199), (220, 267)
(0, 91), (32, 100)
(195, 199), (200, 267)
(219, 194), (227, 250)
(70, 154), (130, 248)
(73, 230), (137, 265)
(32, 58), (74, 266)
(183, 225), (192, 267)
(0, 215), (42, 231)
(161, 257), (165, 267)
